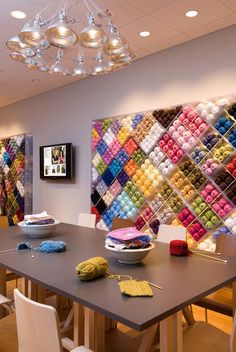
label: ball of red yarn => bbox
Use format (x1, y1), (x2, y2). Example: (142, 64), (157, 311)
(170, 240), (189, 256)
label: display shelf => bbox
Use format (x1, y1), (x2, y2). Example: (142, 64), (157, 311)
(0, 134), (33, 225)
(225, 153), (236, 178)
(213, 111), (235, 136)
(199, 153), (220, 177)
(91, 96), (236, 243)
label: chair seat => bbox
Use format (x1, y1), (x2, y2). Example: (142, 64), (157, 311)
(71, 347), (93, 352)
(0, 294), (11, 305)
(195, 285), (233, 316)
(195, 295), (232, 317)
(183, 321), (230, 352)
(0, 313), (18, 352)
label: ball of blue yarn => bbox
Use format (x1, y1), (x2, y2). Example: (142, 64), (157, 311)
(38, 240), (66, 253)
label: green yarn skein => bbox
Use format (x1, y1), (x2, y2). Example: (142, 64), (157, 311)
(76, 256), (108, 281)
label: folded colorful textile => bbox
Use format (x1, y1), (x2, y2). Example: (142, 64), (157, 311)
(106, 227), (152, 250)
(24, 211), (55, 225)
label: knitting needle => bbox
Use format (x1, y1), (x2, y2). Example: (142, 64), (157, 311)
(148, 282), (163, 290)
(0, 248), (16, 254)
(191, 249), (227, 263)
(192, 249), (221, 256)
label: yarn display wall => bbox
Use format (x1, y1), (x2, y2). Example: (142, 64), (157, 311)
(91, 97), (236, 245)
(0, 134), (32, 225)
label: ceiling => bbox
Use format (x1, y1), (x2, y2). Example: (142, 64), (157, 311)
(0, 0), (236, 108)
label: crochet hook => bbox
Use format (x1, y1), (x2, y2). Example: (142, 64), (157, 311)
(191, 249), (227, 263)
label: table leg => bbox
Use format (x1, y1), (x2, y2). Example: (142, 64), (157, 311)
(160, 311), (183, 352)
(0, 267), (7, 318)
(37, 285), (46, 303)
(21, 277), (28, 296)
(73, 302), (85, 348)
(84, 307), (105, 352)
(138, 324), (159, 352)
(232, 280), (236, 315)
(27, 281), (38, 301)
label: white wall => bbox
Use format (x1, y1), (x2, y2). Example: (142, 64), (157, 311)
(1, 25), (236, 224)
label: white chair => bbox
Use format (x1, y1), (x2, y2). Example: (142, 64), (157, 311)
(156, 224), (193, 328)
(14, 288), (92, 352)
(112, 217), (134, 230)
(156, 224), (186, 243)
(183, 309), (236, 352)
(0, 293), (12, 315)
(77, 213), (96, 229)
(194, 233), (236, 321)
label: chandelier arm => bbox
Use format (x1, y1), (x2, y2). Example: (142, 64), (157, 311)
(87, 0), (111, 23)
(63, 0), (69, 12)
(23, 0), (58, 29)
(47, 0), (65, 29)
(83, 0), (92, 13)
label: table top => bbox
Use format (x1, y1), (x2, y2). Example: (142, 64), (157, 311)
(0, 223), (236, 331)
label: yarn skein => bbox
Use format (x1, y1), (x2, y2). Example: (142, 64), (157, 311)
(76, 257), (108, 281)
(38, 240), (66, 253)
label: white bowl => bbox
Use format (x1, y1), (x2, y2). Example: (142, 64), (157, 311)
(18, 220), (60, 238)
(105, 243), (155, 264)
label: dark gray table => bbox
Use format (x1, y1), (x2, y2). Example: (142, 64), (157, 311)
(0, 223), (236, 352)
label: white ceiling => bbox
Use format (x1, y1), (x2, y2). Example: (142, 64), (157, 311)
(0, 0), (236, 108)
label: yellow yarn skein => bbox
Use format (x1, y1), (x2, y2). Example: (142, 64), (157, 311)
(76, 256), (108, 281)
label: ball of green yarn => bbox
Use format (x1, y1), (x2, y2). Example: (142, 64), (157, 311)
(76, 256), (108, 281)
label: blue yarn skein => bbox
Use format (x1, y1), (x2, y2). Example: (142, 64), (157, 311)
(38, 240), (66, 253)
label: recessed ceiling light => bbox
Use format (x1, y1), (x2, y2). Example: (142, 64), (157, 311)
(185, 10), (198, 18)
(10, 10), (26, 19)
(139, 31), (151, 37)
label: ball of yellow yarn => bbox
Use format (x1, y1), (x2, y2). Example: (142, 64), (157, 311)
(76, 256), (108, 281)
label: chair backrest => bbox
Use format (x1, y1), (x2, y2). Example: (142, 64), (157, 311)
(14, 288), (63, 352)
(77, 213), (96, 228)
(216, 234), (236, 256)
(0, 215), (8, 228)
(112, 217), (134, 230)
(157, 224), (186, 243)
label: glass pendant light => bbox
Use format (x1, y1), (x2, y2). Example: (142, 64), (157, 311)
(107, 60), (129, 72)
(6, 36), (35, 57)
(46, 9), (77, 47)
(78, 13), (108, 49)
(49, 49), (68, 75)
(112, 50), (136, 64)
(25, 57), (39, 70)
(6, 0), (133, 77)
(91, 50), (108, 75)
(26, 50), (48, 71)
(19, 16), (46, 48)
(73, 52), (87, 76)
(103, 25), (129, 56)
(10, 52), (27, 63)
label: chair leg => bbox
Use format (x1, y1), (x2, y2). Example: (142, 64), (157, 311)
(182, 306), (195, 326)
(2, 302), (13, 315)
(204, 308), (208, 322)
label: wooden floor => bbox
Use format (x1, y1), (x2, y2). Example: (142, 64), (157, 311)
(0, 279), (233, 352)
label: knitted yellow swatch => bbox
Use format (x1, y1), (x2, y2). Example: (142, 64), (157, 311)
(119, 280), (153, 297)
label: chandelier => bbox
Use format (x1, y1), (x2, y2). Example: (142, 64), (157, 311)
(6, 0), (135, 77)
